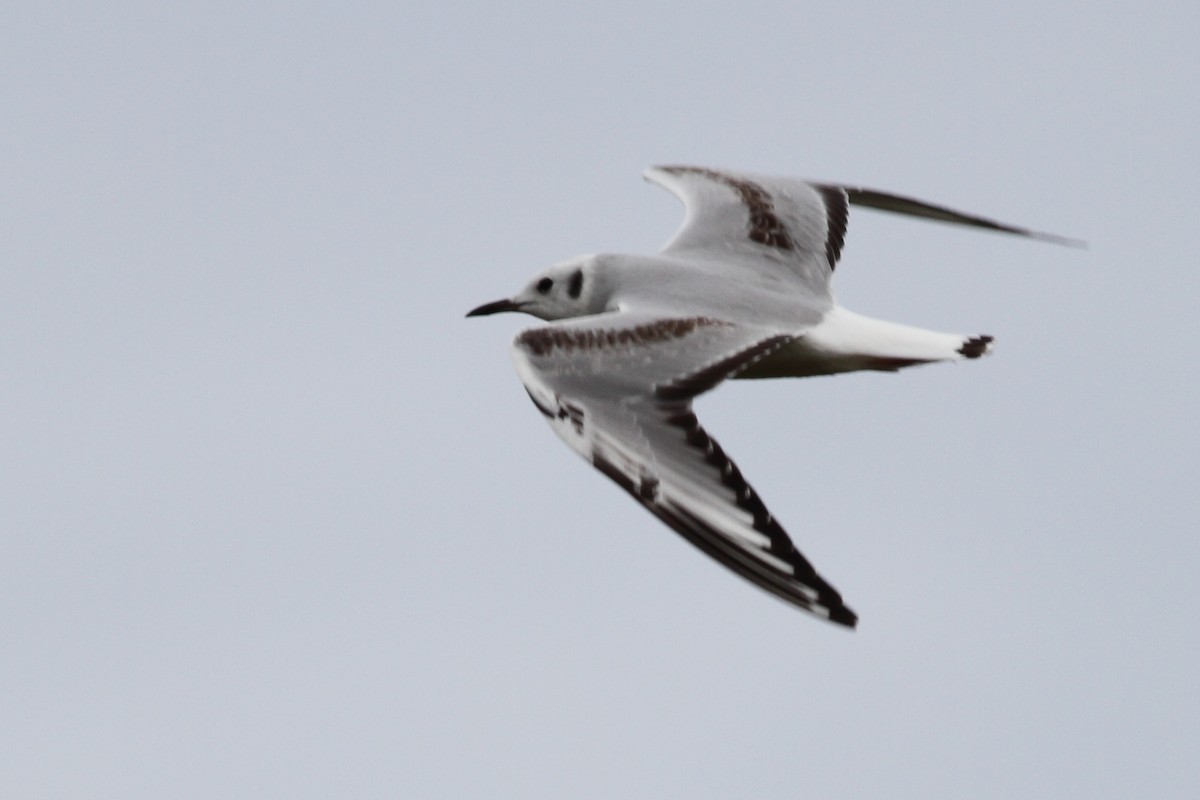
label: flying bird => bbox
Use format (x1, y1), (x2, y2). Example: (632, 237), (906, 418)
(467, 165), (1078, 628)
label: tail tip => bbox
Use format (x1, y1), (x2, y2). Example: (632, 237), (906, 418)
(958, 335), (994, 359)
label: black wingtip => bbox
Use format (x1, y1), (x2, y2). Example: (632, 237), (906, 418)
(827, 605), (859, 629)
(845, 187), (1084, 248)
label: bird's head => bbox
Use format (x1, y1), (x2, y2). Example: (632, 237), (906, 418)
(466, 255), (609, 322)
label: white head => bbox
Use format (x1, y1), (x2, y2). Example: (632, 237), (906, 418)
(466, 255), (610, 321)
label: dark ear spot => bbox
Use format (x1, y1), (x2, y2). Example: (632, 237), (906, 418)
(567, 269), (584, 299)
(536, 277), (553, 294)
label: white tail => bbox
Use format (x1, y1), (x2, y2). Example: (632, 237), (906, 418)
(736, 306), (992, 379)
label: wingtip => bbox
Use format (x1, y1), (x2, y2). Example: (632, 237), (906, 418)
(843, 186), (1086, 249)
(829, 605), (859, 629)
(1029, 230), (1089, 249)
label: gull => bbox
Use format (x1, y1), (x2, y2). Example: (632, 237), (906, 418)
(467, 165), (1078, 628)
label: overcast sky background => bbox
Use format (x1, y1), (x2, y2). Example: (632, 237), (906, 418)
(4, 2), (1198, 797)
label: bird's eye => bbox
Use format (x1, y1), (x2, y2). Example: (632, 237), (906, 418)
(536, 277), (553, 294)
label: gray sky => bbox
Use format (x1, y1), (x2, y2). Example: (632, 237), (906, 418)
(4, 1), (1198, 797)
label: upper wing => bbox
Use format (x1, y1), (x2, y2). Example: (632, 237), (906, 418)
(644, 165), (1084, 293)
(511, 313), (858, 627)
(644, 165), (848, 300)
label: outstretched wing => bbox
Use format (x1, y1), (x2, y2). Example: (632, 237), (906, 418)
(644, 165), (1083, 295)
(511, 313), (858, 627)
(644, 165), (848, 300)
